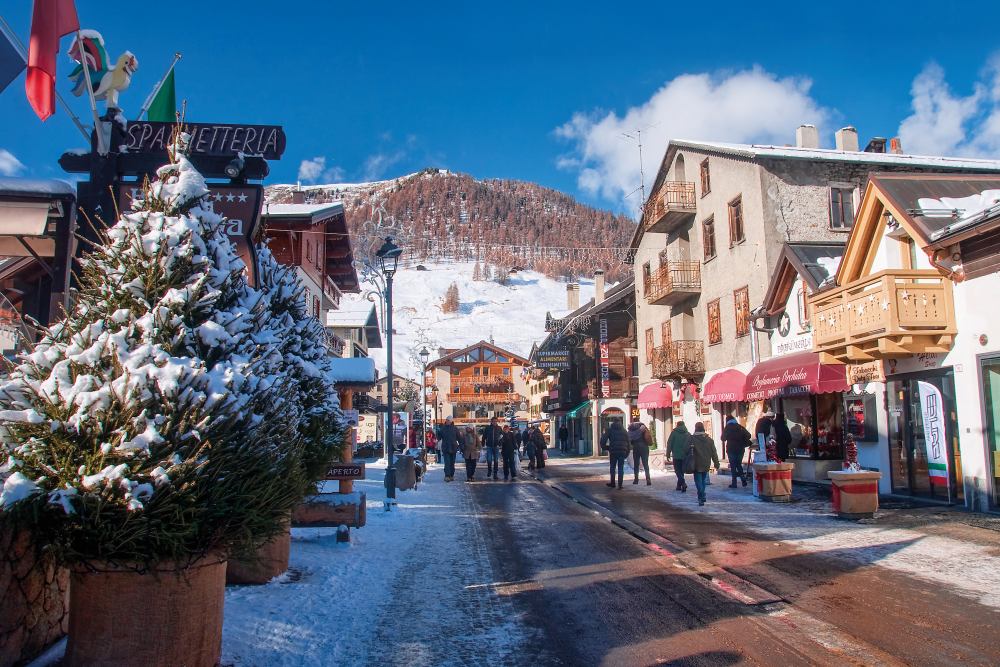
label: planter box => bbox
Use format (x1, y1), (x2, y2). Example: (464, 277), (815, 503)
(828, 470), (882, 519)
(66, 555), (226, 667)
(226, 521), (291, 585)
(752, 462), (794, 502)
(292, 492), (367, 528)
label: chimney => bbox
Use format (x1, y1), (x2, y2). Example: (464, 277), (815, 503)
(864, 137), (887, 153)
(566, 283), (580, 311)
(593, 270), (606, 305)
(889, 137), (904, 154)
(291, 190), (306, 204)
(835, 126), (859, 152)
(795, 124), (820, 149)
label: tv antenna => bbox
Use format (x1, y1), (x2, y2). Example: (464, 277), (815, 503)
(622, 123), (658, 216)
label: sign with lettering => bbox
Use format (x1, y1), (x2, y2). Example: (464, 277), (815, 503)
(917, 381), (949, 487)
(599, 318), (610, 398)
(325, 462), (366, 480)
(117, 183), (263, 285)
(536, 349), (570, 370)
(125, 121), (286, 160)
(847, 360), (885, 385)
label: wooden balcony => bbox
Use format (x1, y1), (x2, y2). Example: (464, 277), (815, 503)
(450, 376), (513, 389)
(643, 182), (697, 234)
(653, 340), (705, 379)
(447, 392), (517, 405)
(811, 269), (957, 363)
(644, 261), (701, 306)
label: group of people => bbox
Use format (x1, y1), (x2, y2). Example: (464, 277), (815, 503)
(598, 420), (655, 488)
(431, 417), (548, 482)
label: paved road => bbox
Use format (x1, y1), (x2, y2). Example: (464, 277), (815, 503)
(467, 462), (1000, 667)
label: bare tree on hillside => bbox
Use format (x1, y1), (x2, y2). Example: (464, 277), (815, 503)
(442, 283), (460, 313)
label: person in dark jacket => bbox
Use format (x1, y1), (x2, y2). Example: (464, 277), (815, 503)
(437, 417), (459, 482)
(481, 417), (503, 480)
(600, 421), (631, 489)
(773, 412), (792, 461)
(501, 425), (520, 481)
(689, 422), (720, 506)
(665, 421), (690, 492)
(754, 410), (775, 449)
(722, 417), (752, 488)
(558, 425), (569, 451)
(530, 426), (547, 469)
(628, 422), (653, 485)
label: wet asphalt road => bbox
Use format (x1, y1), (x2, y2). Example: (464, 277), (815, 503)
(466, 462), (1000, 667)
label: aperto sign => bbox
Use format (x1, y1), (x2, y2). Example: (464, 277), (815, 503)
(124, 121), (286, 160)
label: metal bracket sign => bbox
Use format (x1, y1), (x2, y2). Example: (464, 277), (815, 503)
(325, 462), (366, 480)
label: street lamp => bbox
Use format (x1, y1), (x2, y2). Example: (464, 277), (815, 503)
(375, 237), (403, 505)
(419, 347), (430, 448)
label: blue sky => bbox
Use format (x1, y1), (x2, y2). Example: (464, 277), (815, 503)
(2, 1), (1000, 215)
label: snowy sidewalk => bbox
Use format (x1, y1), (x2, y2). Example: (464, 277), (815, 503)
(538, 456), (1000, 612)
(222, 460), (540, 667)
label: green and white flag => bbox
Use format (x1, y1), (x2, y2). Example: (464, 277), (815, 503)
(917, 380), (949, 486)
(146, 67), (175, 122)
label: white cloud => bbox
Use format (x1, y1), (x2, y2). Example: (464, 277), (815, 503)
(297, 156), (345, 184)
(362, 150), (405, 181)
(556, 67), (831, 209)
(897, 59), (1000, 158)
(0, 149), (24, 176)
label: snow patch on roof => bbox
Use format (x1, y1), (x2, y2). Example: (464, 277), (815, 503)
(329, 357), (377, 385)
(263, 202), (344, 218)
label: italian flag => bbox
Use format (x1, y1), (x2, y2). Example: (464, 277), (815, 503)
(146, 67), (175, 122)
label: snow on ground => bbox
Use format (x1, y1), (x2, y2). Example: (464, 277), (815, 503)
(222, 461), (541, 666)
(556, 457), (1000, 611)
(353, 261), (597, 378)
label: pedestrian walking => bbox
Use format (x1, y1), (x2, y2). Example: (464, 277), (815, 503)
(722, 417), (752, 488)
(437, 417), (459, 482)
(461, 426), (480, 482)
(665, 421), (690, 492)
(425, 429), (439, 463)
(600, 420), (631, 489)
(525, 429), (537, 470)
(481, 417), (503, 480)
(501, 425), (519, 481)
(558, 424), (569, 451)
(628, 421), (653, 485)
(773, 412), (792, 462)
(689, 422), (720, 506)
(529, 425), (547, 469)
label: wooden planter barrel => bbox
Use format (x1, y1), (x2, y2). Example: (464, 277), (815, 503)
(65, 555), (226, 667)
(226, 520), (291, 585)
(828, 470), (882, 519)
(752, 462), (794, 502)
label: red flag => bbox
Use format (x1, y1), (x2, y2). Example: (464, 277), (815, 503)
(25, 0), (80, 121)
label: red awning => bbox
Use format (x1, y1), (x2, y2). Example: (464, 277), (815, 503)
(637, 383), (673, 409)
(701, 368), (747, 403)
(744, 352), (848, 401)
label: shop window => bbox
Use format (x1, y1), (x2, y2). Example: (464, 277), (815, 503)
(829, 185), (855, 230)
(707, 299), (722, 345)
(645, 328), (654, 364)
(734, 286), (750, 337)
(702, 216), (716, 261)
(699, 158), (711, 197)
(473, 367), (481, 376)
(728, 196), (745, 246)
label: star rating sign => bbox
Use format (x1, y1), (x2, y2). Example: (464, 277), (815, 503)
(238, 193), (248, 203)
(213, 192), (224, 201)
(225, 193), (235, 202)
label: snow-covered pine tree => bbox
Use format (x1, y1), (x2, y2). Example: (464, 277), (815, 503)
(254, 246), (344, 492)
(472, 261), (482, 281)
(0, 134), (302, 568)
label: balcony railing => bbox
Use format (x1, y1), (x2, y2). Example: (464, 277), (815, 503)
(811, 269), (957, 363)
(643, 181), (697, 234)
(644, 260), (701, 306)
(447, 392), (518, 405)
(653, 340), (705, 379)
(450, 376), (514, 389)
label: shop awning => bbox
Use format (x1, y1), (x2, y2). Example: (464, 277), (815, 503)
(637, 383), (673, 410)
(566, 400), (592, 419)
(701, 368), (747, 403)
(744, 351), (848, 401)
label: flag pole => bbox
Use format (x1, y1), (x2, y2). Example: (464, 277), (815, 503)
(137, 52), (180, 121)
(0, 13), (88, 141)
(73, 29), (105, 155)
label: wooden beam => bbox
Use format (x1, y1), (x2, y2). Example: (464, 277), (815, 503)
(846, 345), (875, 362)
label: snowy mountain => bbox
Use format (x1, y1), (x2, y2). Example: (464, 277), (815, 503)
(348, 261), (597, 380)
(267, 170), (635, 281)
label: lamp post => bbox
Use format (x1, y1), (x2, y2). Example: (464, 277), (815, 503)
(375, 236), (403, 505)
(419, 347), (430, 448)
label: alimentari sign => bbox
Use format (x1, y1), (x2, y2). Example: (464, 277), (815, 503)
(125, 121), (286, 159)
(536, 349), (570, 370)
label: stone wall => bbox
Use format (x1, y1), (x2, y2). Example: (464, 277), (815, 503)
(0, 523), (68, 667)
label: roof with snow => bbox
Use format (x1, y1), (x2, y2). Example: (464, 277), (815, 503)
(329, 357), (377, 388)
(427, 340), (530, 369)
(327, 301), (381, 348)
(263, 202), (344, 218)
(762, 242), (844, 315)
(0, 177), (76, 199)
(261, 201), (359, 293)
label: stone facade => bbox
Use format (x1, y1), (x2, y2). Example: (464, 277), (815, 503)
(0, 523), (68, 667)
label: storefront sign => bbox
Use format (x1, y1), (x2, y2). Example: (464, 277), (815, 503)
(847, 360), (885, 385)
(599, 318), (610, 398)
(325, 462), (365, 480)
(117, 183), (263, 285)
(917, 381), (949, 486)
(630, 406), (640, 422)
(886, 353), (946, 376)
(356, 413), (378, 444)
(124, 121), (286, 159)
(342, 409), (359, 426)
(536, 349), (571, 370)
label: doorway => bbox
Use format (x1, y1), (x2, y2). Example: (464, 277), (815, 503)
(886, 370), (961, 502)
(980, 355), (1000, 510)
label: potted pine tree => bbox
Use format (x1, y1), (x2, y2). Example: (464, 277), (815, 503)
(0, 135), (303, 667)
